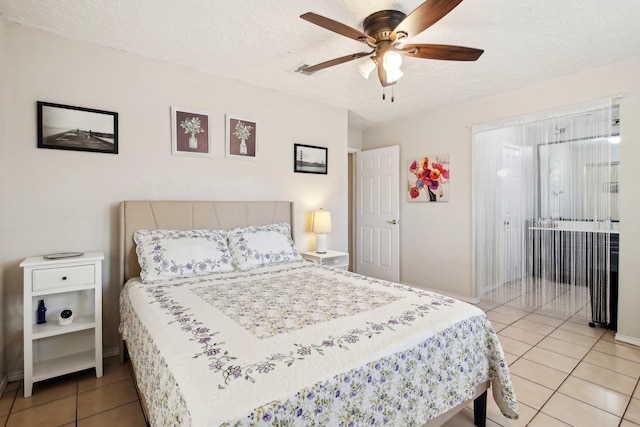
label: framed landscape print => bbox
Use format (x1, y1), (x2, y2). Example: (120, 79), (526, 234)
(407, 154), (450, 202)
(37, 101), (118, 154)
(171, 106), (212, 157)
(294, 143), (328, 174)
(226, 114), (258, 160)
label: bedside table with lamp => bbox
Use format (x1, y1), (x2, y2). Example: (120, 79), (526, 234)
(301, 208), (349, 270)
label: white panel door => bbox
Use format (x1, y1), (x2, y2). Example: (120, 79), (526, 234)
(500, 144), (523, 283)
(356, 145), (399, 282)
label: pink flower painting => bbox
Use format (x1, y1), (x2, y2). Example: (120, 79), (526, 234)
(407, 155), (450, 202)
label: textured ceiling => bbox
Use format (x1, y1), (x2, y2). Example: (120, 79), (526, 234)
(2, 0), (640, 129)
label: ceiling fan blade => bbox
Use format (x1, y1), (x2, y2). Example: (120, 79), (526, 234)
(301, 12), (375, 45)
(391, 0), (464, 39)
(300, 51), (373, 74)
(400, 44), (483, 61)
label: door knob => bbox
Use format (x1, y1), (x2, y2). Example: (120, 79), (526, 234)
(387, 219), (398, 225)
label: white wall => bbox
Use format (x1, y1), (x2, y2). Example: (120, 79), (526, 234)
(2, 24), (349, 378)
(363, 58), (640, 343)
(0, 19), (8, 386)
(348, 127), (363, 150)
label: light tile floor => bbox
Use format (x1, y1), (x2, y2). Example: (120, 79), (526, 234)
(1, 291), (638, 426)
(0, 356), (146, 427)
(443, 289), (640, 427)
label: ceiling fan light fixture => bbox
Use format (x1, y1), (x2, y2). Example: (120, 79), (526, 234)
(382, 50), (403, 71)
(300, 1), (484, 94)
(358, 57), (377, 79)
(381, 49), (403, 84)
(386, 67), (404, 84)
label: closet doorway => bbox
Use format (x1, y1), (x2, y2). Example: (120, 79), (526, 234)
(472, 99), (620, 322)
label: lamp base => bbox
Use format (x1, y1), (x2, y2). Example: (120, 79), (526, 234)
(315, 233), (328, 254)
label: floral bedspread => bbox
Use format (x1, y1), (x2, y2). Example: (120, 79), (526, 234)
(120, 261), (518, 426)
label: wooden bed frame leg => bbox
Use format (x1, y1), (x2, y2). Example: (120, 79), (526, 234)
(119, 339), (127, 364)
(473, 390), (487, 427)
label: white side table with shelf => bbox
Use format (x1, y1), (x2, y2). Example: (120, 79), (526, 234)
(21, 251), (104, 397)
(301, 250), (349, 270)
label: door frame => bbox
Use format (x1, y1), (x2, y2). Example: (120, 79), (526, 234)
(499, 143), (524, 285)
(348, 149), (359, 272)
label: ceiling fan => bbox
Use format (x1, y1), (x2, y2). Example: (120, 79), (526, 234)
(299, 0), (483, 92)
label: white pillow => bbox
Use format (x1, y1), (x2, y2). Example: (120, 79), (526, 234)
(134, 229), (235, 283)
(227, 222), (301, 270)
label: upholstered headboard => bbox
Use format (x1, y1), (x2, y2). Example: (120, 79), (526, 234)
(118, 200), (294, 285)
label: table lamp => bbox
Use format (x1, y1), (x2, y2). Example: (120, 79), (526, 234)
(312, 209), (332, 254)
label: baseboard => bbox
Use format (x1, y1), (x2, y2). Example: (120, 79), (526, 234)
(0, 374), (7, 396)
(614, 333), (640, 347)
(8, 370), (22, 383)
(103, 346), (120, 358)
(478, 280), (508, 295)
(401, 281), (480, 305)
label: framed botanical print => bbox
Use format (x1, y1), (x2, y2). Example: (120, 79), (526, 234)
(171, 106), (212, 157)
(226, 114), (258, 160)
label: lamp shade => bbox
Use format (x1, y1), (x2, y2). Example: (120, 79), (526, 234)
(358, 57), (376, 79)
(382, 50), (403, 71)
(312, 209), (332, 234)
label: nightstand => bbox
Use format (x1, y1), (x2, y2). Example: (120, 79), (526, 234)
(20, 252), (104, 397)
(301, 250), (349, 270)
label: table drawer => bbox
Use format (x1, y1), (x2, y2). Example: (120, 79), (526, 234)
(322, 255), (348, 267)
(32, 265), (95, 291)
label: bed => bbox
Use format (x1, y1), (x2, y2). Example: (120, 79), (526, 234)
(118, 200), (518, 426)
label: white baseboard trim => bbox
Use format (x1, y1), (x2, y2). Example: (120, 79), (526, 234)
(0, 375), (7, 396)
(614, 333), (640, 347)
(401, 281), (480, 305)
(8, 346), (121, 382)
(103, 346), (120, 358)
(8, 370), (22, 383)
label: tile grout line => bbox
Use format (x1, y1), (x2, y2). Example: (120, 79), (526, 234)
(488, 290), (640, 425)
(6, 382), (19, 426)
(76, 399), (141, 423)
(76, 377), (139, 423)
(539, 316), (623, 420)
(485, 300), (562, 425)
(618, 379), (640, 426)
(486, 297), (627, 425)
(75, 377), (79, 427)
(4, 358), (140, 425)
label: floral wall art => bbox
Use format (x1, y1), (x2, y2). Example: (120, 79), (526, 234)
(171, 106), (211, 157)
(226, 114), (258, 160)
(408, 155), (450, 202)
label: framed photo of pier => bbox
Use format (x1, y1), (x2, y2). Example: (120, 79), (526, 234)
(37, 101), (118, 154)
(294, 143), (328, 175)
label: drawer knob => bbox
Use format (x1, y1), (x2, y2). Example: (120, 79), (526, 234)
(61, 276), (67, 281)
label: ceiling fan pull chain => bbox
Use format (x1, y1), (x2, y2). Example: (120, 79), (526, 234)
(382, 88), (386, 100)
(391, 86), (395, 102)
